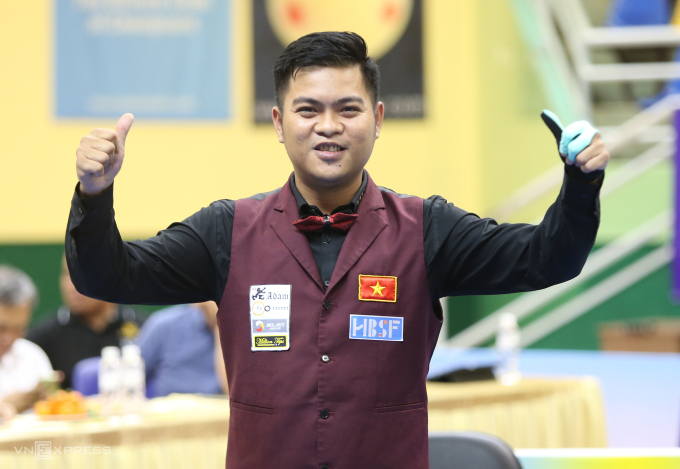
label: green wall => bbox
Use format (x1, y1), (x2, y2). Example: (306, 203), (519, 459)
(0, 244), (65, 323)
(0, 244), (160, 324)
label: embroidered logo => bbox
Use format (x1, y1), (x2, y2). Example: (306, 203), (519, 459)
(358, 275), (397, 302)
(349, 315), (403, 341)
(253, 335), (287, 348)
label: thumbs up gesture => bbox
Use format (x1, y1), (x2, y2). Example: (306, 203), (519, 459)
(75, 113), (134, 197)
(541, 110), (610, 174)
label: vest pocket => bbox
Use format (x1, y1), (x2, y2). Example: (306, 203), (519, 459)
(374, 401), (426, 414)
(231, 400), (275, 415)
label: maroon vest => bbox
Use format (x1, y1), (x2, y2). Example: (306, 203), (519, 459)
(217, 173), (442, 469)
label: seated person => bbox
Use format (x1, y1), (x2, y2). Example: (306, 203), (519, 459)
(136, 301), (226, 397)
(0, 266), (53, 418)
(27, 256), (145, 389)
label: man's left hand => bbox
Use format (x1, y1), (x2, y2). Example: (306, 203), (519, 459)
(541, 110), (611, 174)
(561, 126), (610, 173)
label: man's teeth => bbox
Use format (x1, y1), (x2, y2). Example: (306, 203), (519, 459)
(317, 144), (342, 151)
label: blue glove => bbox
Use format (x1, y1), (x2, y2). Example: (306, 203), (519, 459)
(541, 110), (599, 164)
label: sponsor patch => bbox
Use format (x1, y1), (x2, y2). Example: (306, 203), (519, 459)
(358, 275), (397, 302)
(349, 314), (403, 341)
(249, 285), (291, 351)
(251, 319), (288, 333)
(253, 335), (288, 348)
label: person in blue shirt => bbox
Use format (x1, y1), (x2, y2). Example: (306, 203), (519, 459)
(135, 301), (227, 397)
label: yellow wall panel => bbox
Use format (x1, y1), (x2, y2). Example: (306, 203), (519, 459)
(1, 1), (551, 243)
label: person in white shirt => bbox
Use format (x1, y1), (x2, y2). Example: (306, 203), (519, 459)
(0, 265), (53, 420)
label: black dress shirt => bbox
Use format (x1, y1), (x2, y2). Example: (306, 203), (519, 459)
(65, 169), (602, 306)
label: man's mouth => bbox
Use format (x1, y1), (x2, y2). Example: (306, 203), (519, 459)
(314, 143), (346, 152)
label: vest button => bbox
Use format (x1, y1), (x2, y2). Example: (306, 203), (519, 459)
(323, 300), (331, 310)
(321, 355), (330, 363)
(320, 409), (330, 419)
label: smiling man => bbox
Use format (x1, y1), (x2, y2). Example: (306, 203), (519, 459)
(66, 32), (608, 468)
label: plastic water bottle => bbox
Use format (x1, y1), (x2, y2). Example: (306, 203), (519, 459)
(121, 344), (146, 414)
(99, 346), (121, 417)
(495, 313), (521, 386)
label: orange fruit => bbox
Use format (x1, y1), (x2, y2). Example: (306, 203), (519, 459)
(54, 401), (77, 415)
(34, 400), (51, 416)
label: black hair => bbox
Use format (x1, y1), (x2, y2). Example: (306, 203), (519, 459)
(273, 31), (380, 109)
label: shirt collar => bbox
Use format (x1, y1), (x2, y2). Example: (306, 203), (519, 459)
(290, 170), (368, 218)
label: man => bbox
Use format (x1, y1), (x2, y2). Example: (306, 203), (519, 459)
(135, 301), (227, 397)
(0, 266), (53, 418)
(27, 257), (145, 389)
(66, 32), (609, 468)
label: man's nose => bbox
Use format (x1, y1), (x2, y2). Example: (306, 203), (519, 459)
(314, 111), (343, 137)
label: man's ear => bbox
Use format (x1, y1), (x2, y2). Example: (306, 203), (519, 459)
(272, 106), (285, 143)
(374, 101), (385, 139)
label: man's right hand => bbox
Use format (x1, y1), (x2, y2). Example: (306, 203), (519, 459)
(76, 113), (134, 197)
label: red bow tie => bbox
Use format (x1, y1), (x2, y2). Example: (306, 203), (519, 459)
(293, 213), (358, 233)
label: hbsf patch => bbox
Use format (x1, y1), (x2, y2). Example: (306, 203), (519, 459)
(349, 314), (403, 341)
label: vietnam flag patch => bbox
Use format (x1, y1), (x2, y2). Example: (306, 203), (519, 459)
(358, 275), (397, 303)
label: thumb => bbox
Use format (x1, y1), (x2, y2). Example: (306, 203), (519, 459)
(540, 110), (564, 148)
(115, 113), (135, 150)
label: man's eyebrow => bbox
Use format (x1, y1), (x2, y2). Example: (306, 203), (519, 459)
(291, 96), (323, 107)
(335, 96), (365, 105)
(290, 96), (366, 107)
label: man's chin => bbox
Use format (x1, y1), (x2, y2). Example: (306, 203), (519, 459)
(308, 164), (360, 185)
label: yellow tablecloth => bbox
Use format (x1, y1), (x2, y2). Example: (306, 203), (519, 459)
(0, 377), (606, 468)
(427, 377), (607, 448)
(0, 394), (230, 469)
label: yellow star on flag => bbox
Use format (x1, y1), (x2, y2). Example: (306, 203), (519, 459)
(371, 281), (385, 296)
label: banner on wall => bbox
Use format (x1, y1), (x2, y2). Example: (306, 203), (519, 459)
(253, 0), (424, 123)
(56, 0), (230, 119)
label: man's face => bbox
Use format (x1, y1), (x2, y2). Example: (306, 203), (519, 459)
(273, 65), (384, 191)
(0, 301), (31, 360)
(59, 258), (110, 316)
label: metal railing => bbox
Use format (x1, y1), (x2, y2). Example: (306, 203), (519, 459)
(544, 0), (680, 112)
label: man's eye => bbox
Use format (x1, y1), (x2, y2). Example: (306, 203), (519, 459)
(297, 107), (316, 114)
(341, 107), (360, 113)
